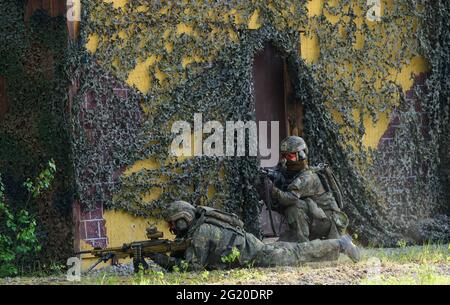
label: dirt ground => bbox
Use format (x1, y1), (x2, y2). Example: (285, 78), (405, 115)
(1, 245), (448, 285)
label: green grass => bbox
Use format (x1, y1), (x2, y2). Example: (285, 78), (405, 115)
(361, 265), (450, 285)
(83, 266), (269, 285)
(1, 244), (448, 285)
(359, 243), (449, 285)
(105, 244), (450, 285)
(362, 243), (449, 264)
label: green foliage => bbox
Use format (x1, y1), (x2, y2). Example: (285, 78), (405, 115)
(0, 0), (75, 268)
(200, 270), (210, 281)
(172, 260), (189, 273)
(0, 161), (56, 277)
(396, 239), (407, 248)
(132, 269), (171, 285)
(221, 247), (241, 265)
(48, 262), (67, 275)
(23, 160), (56, 199)
(0, 181), (39, 276)
(99, 272), (120, 285)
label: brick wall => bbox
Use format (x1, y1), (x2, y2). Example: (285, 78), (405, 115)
(377, 72), (430, 149)
(72, 67), (142, 249)
(77, 201), (108, 248)
(372, 72), (433, 226)
(78, 86), (129, 248)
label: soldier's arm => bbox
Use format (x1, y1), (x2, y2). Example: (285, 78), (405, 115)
(183, 226), (212, 271)
(271, 179), (306, 207)
(149, 241), (206, 272)
(148, 253), (180, 270)
(150, 225), (212, 271)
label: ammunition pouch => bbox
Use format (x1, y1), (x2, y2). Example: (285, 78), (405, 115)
(331, 211), (349, 230)
(305, 198), (327, 220)
(308, 202), (348, 239)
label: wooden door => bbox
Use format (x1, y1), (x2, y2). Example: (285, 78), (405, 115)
(253, 43), (288, 144)
(252, 43), (287, 237)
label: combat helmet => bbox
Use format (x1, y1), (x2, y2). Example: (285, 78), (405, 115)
(163, 200), (196, 224)
(280, 136), (308, 160)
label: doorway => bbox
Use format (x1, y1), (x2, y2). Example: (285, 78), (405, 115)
(252, 42), (304, 237)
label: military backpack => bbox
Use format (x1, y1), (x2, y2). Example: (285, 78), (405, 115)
(195, 206), (244, 233)
(311, 163), (345, 209)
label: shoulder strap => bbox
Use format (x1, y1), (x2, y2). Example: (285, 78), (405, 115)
(289, 168), (309, 184)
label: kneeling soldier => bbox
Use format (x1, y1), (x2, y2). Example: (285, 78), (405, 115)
(265, 136), (349, 243)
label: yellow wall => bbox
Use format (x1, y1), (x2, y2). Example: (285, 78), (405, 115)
(102, 0), (128, 10)
(80, 0), (430, 261)
(85, 0), (430, 151)
(360, 56), (429, 149)
(80, 210), (174, 271)
(298, 1), (430, 150)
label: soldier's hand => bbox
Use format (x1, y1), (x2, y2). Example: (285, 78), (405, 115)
(148, 253), (171, 266)
(265, 178), (274, 194)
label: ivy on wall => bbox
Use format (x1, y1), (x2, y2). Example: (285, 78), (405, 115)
(0, 1), (74, 268)
(71, 0), (449, 245)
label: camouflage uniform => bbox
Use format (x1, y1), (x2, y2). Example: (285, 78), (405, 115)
(184, 222), (343, 269)
(269, 136), (349, 242)
(149, 201), (358, 271)
(271, 167), (348, 242)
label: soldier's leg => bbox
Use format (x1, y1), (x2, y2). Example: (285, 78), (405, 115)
(327, 221), (341, 239)
(254, 235), (361, 267)
(279, 204), (310, 243)
(309, 217), (332, 240)
(254, 239), (341, 267)
(310, 210), (347, 240)
(327, 210), (349, 239)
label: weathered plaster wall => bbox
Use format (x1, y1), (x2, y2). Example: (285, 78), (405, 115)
(72, 0), (445, 269)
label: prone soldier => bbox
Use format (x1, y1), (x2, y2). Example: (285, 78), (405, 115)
(148, 200), (360, 271)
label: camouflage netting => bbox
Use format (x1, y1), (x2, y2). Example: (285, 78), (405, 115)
(68, 0), (449, 246)
(0, 0), (74, 268)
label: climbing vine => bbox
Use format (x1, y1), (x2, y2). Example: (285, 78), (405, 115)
(0, 0), (74, 270)
(68, 0), (449, 245)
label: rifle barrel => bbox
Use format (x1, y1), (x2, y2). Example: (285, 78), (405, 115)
(75, 250), (92, 255)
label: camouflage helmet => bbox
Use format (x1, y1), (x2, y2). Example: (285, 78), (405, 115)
(163, 200), (196, 224)
(280, 136), (308, 160)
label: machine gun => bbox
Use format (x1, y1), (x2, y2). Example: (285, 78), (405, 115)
(75, 226), (190, 273)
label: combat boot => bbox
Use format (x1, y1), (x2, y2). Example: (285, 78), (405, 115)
(338, 235), (361, 263)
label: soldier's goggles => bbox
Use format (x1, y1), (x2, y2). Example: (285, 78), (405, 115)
(284, 151), (307, 161)
(285, 152), (298, 161)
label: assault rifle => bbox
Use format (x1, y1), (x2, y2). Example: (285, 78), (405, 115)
(75, 226), (190, 273)
(260, 168), (285, 186)
(259, 167), (287, 236)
